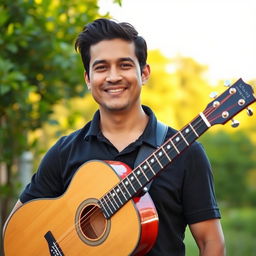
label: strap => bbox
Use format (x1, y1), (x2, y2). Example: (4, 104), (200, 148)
(155, 121), (168, 147)
(134, 120), (168, 195)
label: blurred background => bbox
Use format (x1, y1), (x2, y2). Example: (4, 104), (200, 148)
(0, 0), (255, 254)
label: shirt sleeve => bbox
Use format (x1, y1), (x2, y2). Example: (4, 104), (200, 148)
(182, 142), (221, 224)
(19, 138), (65, 203)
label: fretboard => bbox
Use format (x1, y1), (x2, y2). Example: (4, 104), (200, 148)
(99, 113), (210, 219)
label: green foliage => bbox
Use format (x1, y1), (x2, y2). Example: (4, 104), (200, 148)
(0, 0), (94, 164)
(185, 208), (256, 256)
(0, 0), (121, 244)
(222, 208), (256, 255)
(200, 131), (256, 206)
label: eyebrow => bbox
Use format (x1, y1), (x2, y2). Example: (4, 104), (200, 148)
(91, 57), (135, 68)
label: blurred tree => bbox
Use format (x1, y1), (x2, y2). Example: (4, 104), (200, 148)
(0, 0), (121, 242)
(143, 51), (212, 129)
(200, 131), (256, 206)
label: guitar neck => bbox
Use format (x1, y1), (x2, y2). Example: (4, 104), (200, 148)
(99, 78), (256, 219)
(100, 113), (210, 219)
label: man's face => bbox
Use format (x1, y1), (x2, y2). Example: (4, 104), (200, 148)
(84, 38), (150, 113)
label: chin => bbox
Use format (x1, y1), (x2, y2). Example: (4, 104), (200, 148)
(104, 103), (130, 112)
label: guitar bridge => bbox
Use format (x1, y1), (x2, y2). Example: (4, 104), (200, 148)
(44, 231), (64, 256)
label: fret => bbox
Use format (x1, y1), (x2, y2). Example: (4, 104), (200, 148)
(170, 139), (180, 154)
(161, 143), (175, 163)
(137, 166), (149, 182)
(139, 166), (149, 181)
(134, 166), (149, 185)
(189, 123), (199, 137)
(105, 193), (117, 213)
(109, 189), (122, 208)
(121, 179), (133, 197)
(179, 131), (189, 146)
(180, 124), (198, 145)
(111, 187), (124, 207)
(161, 147), (172, 162)
(125, 176), (137, 192)
(140, 162), (155, 181)
(133, 170), (143, 186)
(99, 199), (110, 218)
(117, 184), (128, 201)
(172, 134), (187, 152)
(152, 152), (164, 168)
(127, 173), (142, 192)
(154, 147), (170, 167)
(145, 159), (156, 175)
(102, 196), (113, 215)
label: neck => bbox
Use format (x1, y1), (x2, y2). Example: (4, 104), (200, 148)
(99, 105), (149, 151)
(100, 105), (147, 133)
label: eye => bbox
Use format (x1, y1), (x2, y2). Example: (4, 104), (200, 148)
(120, 62), (133, 69)
(94, 65), (107, 71)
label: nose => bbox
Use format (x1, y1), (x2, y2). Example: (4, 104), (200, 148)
(105, 68), (122, 83)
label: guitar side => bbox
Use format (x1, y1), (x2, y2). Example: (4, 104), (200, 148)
(3, 160), (158, 256)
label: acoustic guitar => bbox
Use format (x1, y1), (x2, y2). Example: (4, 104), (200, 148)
(3, 79), (255, 256)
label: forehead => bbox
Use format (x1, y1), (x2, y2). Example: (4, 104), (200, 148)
(89, 39), (137, 64)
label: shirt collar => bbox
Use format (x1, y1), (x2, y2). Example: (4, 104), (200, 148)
(139, 105), (158, 148)
(84, 105), (158, 148)
(84, 110), (101, 139)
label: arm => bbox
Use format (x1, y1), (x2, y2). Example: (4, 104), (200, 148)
(189, 218), (225, 256)
(3, 200), (23, 235)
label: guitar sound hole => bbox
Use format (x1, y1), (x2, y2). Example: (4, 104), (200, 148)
(79, 204), (107, 241)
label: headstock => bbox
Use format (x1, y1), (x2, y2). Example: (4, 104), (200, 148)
(204, 78), (255, 126)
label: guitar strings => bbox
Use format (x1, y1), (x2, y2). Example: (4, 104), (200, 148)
(56, 94), (233, 247)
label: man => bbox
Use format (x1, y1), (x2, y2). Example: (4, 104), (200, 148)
(4, 18), (225, 255)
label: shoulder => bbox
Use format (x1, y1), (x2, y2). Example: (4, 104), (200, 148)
(56, 122), (92, 150)
(185, 141), (209, 161)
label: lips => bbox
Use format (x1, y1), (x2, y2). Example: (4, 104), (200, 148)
(104, 87), (127, 94)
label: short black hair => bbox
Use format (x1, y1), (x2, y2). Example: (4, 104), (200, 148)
(75, 18), (147, 74)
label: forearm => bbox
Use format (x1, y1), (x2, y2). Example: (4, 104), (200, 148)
(2, 200), (23, 236)
(198, 239), (226, 256)
(189, 219), (225, 256)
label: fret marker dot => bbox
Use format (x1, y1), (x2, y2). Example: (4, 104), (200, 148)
(185, 128), (190, 133)
(116, 188), (120, 192)
(143, 165), (147, 169)
(112, 193), (116, 197)
(167, 144), (171, 149)
(137, 170), (141, 175)
(158, 151), (163, 156)
(176, 137), (180, 142)
(125, 181), (129, 185)
(150, 158), (155, 163)
(130, 176), (134, 181)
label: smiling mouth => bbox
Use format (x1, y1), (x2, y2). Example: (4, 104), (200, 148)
(105, 88), (126, 94)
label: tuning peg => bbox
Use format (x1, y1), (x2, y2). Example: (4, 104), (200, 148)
(209, 92), (218, 99)
(224, 80), (231, 87)
(246, 107), (253, 116)
(231, 119), (240, 128)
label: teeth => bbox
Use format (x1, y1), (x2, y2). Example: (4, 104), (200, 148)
(107, 88), (124, 93)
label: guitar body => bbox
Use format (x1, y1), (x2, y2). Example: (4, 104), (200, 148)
(3, 160), (158, 256)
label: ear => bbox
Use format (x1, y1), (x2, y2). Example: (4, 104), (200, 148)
(141, 64), (151, 84)
(84, 71), (91, 90)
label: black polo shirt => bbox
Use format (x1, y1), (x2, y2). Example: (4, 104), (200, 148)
(20, 105), (220, 256)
